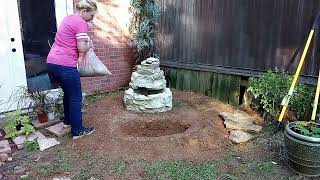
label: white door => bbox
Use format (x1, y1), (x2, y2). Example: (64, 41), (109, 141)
(0, 0), (27, 112)
(0, 0), (73, 113)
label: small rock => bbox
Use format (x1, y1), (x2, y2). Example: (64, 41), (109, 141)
(34, 156), (41, 162)
(229, 130), (257, 144)
(7, 157), (13, 161)
(0, 153), (9, 162)
(14, 166), (26, 174)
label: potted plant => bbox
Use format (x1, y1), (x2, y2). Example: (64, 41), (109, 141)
(9, 86), (52, 124)
(284, 121), (320, 176)
(4, 110), (35, 138)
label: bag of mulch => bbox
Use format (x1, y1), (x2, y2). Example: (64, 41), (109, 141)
(77, 49), (112, 77)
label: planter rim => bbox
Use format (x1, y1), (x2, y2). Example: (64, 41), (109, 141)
(285, 121), (320, 143)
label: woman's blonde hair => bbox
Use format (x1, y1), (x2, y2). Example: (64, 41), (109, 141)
(75, 0), (97, 11)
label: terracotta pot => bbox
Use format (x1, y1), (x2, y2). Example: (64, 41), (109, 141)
(38, 113), (48, 123)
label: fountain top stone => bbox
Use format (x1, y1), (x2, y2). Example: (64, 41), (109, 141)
(130, 57), (166, 90)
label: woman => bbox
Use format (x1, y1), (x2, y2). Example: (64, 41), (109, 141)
(47, 0), (97, 140)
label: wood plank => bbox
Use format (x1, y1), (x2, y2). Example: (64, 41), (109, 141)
(228, 76), (241, 106)
(220, 74), (231, 103)
(168, 67), (177, 88)
(190, 70), (199, 92)
(183, 69), (191, 91)
(176, 68), (184, 91)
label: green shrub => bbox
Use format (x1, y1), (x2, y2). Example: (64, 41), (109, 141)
(248, 70), (314, 120)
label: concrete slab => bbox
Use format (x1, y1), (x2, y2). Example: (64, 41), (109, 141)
(46, 122), (71, 137)
(31, 118), (61, 129)
(12, 136), (27, 149)
(37, 138), (60, 151)
(27, 131), (46, 141)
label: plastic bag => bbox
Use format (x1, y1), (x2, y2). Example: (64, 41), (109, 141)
(77, 49), (112, 77)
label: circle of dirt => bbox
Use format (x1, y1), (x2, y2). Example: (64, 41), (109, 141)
(69, 90), (236, 160)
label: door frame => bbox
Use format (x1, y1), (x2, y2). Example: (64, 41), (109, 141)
(55, 0), (74, 27)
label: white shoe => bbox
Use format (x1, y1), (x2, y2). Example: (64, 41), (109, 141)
(63, 123), (71, 128)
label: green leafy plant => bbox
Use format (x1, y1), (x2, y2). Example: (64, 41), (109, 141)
(26, 140), (39, 152)
(248, 70), (314, 119)
(128, 0), (162, 64)
(4, 110), (35, 138)
(292, 122), (320, 137)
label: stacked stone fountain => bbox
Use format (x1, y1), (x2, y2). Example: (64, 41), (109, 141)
(124, 57), (172, 113)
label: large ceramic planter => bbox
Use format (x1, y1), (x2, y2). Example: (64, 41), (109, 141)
(284, 121), (320, 176)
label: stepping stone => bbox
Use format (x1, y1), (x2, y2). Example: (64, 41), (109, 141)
(229, 130), (257, 144)
(31, 118), (61, 129)
(27, 131), (46, 141)
(0, 140), (11, 154)
(37, 138), (60, 151)
(13, 136), (27, 149)
(46, 122), (71, 137)
(220, 112), (263, 133)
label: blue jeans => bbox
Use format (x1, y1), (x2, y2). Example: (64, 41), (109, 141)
(47, 63), (83, 136)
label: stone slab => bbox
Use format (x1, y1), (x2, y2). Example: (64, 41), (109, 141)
(46, 122), (71, 137)
(220, 112), (262, 133)
(12, 136), (27, 149)
(220, 112), (256, 124)
(0, 140), (11, 154)
(27, 131), (46, 141)
(229, 130), (257, 144)
(32, 118), (61, 129)
(37, 138), (60, 151)
(124, 88), (173, 113)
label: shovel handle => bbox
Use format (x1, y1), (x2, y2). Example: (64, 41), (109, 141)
(278, 29), (314, 123)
